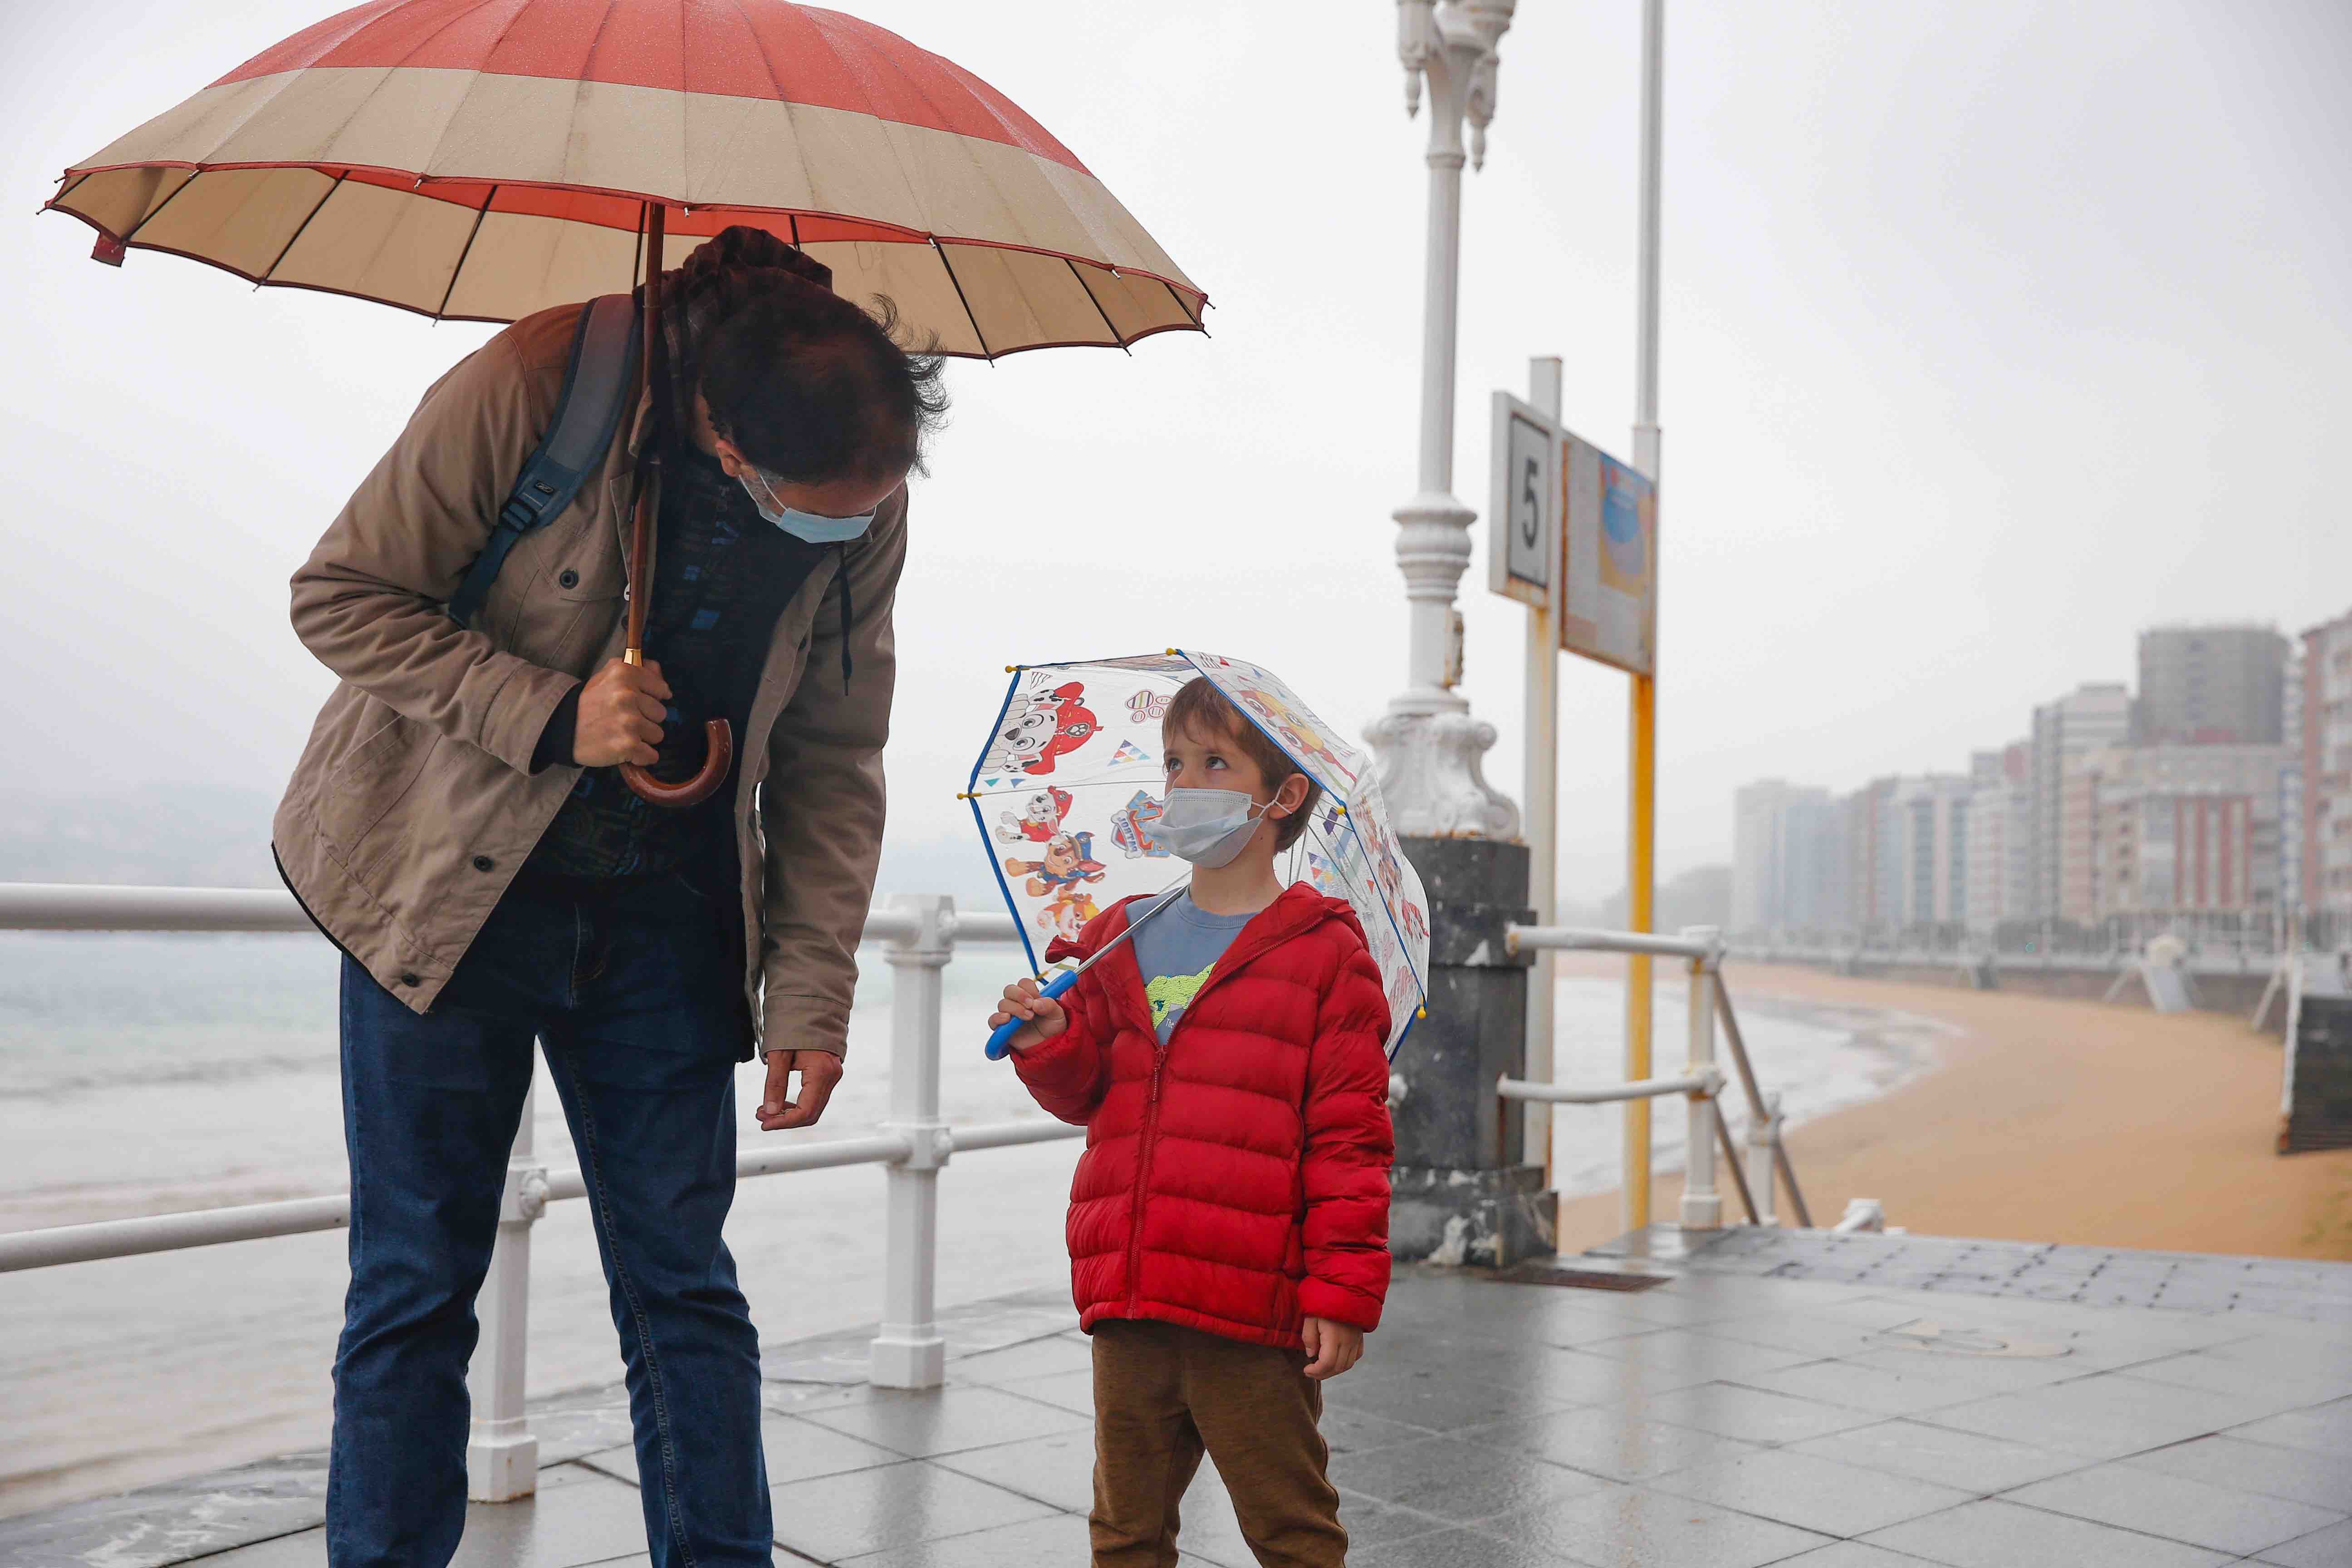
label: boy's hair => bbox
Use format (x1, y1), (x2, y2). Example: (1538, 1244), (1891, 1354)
(1163, 678), (1323, 852)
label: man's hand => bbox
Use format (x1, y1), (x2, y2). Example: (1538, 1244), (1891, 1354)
(1300, 1317), (1364, 1381)
(988, 977), (1068, 1054)
(758, 1049), (843, 1131)
(574, 657), (671, 767)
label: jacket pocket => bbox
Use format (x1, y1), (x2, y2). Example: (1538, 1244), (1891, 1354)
(318, 710), (436, 859)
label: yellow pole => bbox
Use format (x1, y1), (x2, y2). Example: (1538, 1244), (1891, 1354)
(1623, 673), (1657, 1233)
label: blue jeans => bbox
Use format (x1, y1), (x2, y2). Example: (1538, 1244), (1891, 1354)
(328, 872), (769, 1568)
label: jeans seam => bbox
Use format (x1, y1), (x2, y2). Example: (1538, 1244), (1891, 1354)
(553, 1051), (698, 1568)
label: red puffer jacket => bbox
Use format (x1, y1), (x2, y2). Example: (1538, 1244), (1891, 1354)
(1011, 883), (1394, 1348)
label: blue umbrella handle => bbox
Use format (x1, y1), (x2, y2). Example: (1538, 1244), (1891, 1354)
(985, 969), (1080, 1061)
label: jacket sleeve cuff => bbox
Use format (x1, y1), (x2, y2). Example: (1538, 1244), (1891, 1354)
(480, 661), (586, 776)
(530, 682), (584, 774)
(1298, 1278), (1384, 1333)
(761, 990), (851, 1061)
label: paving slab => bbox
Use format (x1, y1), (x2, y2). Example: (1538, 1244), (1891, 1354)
(2000, 1461), (2347, 1558)
(1479, 1483), (1833, 1568)
(1860, 1498), (2233, 1568)
(1647, 1446), (1975, 1538)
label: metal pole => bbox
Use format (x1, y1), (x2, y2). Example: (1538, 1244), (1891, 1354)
(1678, 930), (1720, 1230)
(1747, 1089), (1780, 1225)
(1623, 0), (1667, 1238)
(468, 1069), (547, 1502)
(1524, 356), (1563, 1182)
(872, 895), (952, 1388)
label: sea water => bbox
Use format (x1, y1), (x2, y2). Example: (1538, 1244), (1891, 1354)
(0, 932), (1934, 1512)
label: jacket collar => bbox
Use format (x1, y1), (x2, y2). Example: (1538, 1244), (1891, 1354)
(1050, 882), (1351, 1042)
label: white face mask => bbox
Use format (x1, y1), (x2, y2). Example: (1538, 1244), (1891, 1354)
(738, 461), (876, 544)
(1154, 787), (1273, 869)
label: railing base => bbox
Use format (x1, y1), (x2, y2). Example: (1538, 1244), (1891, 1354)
(869, 1331), (946, 1390)
(466, 1425), (539, 1504)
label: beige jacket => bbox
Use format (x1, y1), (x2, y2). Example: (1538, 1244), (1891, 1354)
(273, 302), (903, 1058)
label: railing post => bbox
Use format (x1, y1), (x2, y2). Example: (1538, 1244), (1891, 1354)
(1678, 927), (1722, 1233)
(1746, 1089), (1781, 1226)
(872, 894), (953, 1389)
(468, 1068), (549, 1501)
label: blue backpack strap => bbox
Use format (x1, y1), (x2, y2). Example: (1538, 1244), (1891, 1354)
(447, 292), (642, 626)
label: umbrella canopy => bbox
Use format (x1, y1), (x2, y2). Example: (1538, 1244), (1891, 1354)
(967, 650), (1431, 1059)
(44, 0), (1207, 357)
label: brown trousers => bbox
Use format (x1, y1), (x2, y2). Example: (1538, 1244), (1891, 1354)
(1088, 1319), (1348, 1568)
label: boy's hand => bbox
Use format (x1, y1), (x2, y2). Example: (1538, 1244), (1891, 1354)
(1301, 1317), (1363, 1380)
(989, 977), (1068, 1054)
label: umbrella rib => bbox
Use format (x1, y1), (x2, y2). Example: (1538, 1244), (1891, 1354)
(931, 240), (993, 362)
(119, 168), (202, 247)
(1163, 279), (1208, 335)
(433, 182), (499, 318)
(1065, 259), (1129, 353)
(257, 171), (348, 283)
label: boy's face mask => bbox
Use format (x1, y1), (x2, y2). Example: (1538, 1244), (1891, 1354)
(1155, 787), (1274, 869)
(738, 461), (877, 544)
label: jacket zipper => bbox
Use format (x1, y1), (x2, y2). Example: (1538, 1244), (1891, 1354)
(1118, 901), (1321, 1316)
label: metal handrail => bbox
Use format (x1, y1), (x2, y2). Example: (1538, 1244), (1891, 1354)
(1499, 921), (1827, 1234)
(0, 880), (1071, 1504)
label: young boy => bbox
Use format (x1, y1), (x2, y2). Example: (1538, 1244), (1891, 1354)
(990, 676), (1395, 1568)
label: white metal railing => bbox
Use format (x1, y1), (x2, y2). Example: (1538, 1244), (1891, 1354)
(1500, 923), (1820, 1231)
(0, 882), (1080, 1503)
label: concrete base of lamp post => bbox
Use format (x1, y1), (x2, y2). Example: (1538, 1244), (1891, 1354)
(1388, 836), (1555, 1267)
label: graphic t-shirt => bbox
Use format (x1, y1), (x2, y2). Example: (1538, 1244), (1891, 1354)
(1129, 891), (1257, 1043)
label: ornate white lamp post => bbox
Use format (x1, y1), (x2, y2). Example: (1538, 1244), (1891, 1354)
(1366, 0), (1522, 840)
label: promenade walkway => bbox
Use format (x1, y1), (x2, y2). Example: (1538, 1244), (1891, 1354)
(8, 1232), (2351, 1568)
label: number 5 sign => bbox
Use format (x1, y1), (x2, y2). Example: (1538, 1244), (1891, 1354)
(1487, 391), (1556, 608)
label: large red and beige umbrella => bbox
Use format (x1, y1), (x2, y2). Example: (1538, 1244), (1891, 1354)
(44, 0), (1207, 356)
(45, 0), (1207, 807)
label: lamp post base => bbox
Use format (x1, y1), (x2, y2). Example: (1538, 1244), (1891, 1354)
(1366, 706), (1521, 841)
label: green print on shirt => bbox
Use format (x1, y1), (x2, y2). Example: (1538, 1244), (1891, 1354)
(1146, 962), (1217, 1033)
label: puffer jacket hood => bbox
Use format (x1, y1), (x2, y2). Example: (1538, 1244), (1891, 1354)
(1014, 881), (1394, 1348)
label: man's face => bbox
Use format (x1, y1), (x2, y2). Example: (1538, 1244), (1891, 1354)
(712, 438), (907, 521)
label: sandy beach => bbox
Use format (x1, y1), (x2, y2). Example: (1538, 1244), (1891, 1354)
(1554, 958), (2352, 1262)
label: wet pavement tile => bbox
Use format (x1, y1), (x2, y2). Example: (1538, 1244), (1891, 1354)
(2001, 1461), (2348, 1558)
(1729, 1357), (1991, 1418)
(1325, 1434), (1610, 1522)
(1785, 1418), (2086, 1494)
(1351, 1524), (1584, 1566)
(1572, 1328), (1821, 1388)
(1700, 1312), (1914, 1360)
(2228, 1397), (2352, 1460)
(768, 1460), (1058, 1562)
(1770, 1545), (1945, 1567)
(931, 1426), (1098, 1513)
(2119, 1344), (2352, 1405)
(2117, 1434), (2352, 1512)
(2253, 1517), (2352, 1567)
(830, 1510), (1218, 1567)
(988, 1366), (1094, 1416)
(944, 1334), (1096, 1387)
(1649, 1447), (1976, 1538)
(1859, 1498), (2234, 1568)
(1641, 1381), (1882, 1445)
(1457, 1410), (1764, 1483)
(159, 1534), (328, 1568)
(1314, 1399), (1438, 1455)
(794, 1384), (1090, 1459)
(1480, 1483), (1833, 1568)
(1322, 1363), (1579, 1432)
(1917, 1371), (2282, 1459)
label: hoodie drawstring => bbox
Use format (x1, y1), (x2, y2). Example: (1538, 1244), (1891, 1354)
(835, 542), (853, 691)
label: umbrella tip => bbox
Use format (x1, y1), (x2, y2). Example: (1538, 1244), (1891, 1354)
(91, 233), (126, 267)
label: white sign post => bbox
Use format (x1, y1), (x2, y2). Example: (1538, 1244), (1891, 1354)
(1490, 363), (1563, 1179)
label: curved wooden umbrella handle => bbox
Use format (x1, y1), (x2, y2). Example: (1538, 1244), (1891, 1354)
(622, 718), (733, 809)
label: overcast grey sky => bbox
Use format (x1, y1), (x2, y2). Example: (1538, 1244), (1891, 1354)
(1, 0), (2345, 902)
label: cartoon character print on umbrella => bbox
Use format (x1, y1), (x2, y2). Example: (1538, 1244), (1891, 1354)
(984, 682), (1102, 776)
(1004, 831), (1108, 898)
(1039, 887), (1102, 942)
(1236, 689), (1359, 789)
(995, 787), (1074, 844)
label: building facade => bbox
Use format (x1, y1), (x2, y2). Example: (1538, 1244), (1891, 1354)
(2061, 742), (2290, 930)
(1965, 743), (2033, 934)
(1731, 780), (1842, 935)
(2030, 683), (2133, 921)
(2137, 623), (2289, 745)
(2303, 610), (2352, 918)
